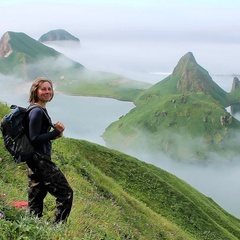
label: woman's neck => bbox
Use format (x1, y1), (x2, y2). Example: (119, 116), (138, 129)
(34, 102), (46, 108)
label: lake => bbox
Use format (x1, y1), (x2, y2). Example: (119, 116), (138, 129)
(0, 89), (134, 146)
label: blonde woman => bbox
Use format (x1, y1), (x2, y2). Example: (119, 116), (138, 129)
(25, 77), (73, 224)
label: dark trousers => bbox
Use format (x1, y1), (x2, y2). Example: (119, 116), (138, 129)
(27, 152), (73, 223)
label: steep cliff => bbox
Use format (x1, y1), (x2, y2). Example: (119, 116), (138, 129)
(230, 76), (240, 115)
(0, 32), (12, 59)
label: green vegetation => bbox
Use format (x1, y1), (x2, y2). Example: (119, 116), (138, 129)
(1, 32), (240, 161)
(103, 53), (240, 161)
(56, 70), (151, 101)
(103, 92), (240, 161)
(134, 53), (231, 107)
(0, 31), (62, 76)
(1, 102), (240, 239)
(0, 31), (150, 99)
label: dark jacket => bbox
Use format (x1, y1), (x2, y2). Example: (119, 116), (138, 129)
(26, 106), (60, 156)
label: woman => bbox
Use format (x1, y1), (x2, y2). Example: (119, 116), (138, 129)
(25, 77), (73, 224)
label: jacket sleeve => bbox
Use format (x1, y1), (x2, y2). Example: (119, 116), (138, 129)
(28, 108), (61, 144)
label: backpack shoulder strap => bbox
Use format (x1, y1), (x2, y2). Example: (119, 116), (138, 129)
(26, 104), (54, 128)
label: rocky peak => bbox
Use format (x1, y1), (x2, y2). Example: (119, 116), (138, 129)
(231, 76), (240, 92)
(0, 32), (12, 59)
(173, 52), (197, 73)
(38, 29), (80, 43)
(173, 52), (214, 93)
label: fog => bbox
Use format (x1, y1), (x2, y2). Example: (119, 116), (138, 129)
(1, 0), (240, 218)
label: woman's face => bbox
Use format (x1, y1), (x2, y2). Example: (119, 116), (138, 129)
(37, 81), (53, 103)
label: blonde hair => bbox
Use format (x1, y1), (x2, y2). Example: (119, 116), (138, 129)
(29, 77), (54, 103)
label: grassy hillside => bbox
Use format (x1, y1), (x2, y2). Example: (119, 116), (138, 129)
(134, 52), (231, 107)
(103, 53), (240, 161)
(0, 31), (151, 101)
(103, 92), (240, 161)
(1, 102), (240, 239)
(55, 70), (151, 101)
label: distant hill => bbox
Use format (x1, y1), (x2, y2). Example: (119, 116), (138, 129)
(0, 31), (83, 79)
(1, 101), (240, 239)
(103, 52), (240, 161)
(38, 29), (80, 43)
(0, 31), (150, 101)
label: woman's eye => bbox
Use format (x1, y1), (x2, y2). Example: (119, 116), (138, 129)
(41, 88), (52, 91)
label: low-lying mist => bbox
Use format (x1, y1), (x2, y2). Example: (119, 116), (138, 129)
(141, 151), (240, 218)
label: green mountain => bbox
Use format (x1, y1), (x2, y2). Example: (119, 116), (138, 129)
(0, 31), (150, 101)
(103, 52), (240, 161)
(0, 31), (83, 79)
(1, 102), (240, 239)
(135, 52), (231, 107)
(38, 29), (80, 42)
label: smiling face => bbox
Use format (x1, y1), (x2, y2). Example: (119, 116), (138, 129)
(29, 78), (54, 105)
(36, 81), (53, 105)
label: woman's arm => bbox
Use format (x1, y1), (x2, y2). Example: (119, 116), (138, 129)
(28, 108), (61, 144)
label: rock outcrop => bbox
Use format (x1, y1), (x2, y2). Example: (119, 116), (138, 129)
(175, 52), (212, 93)
(231, 76), (240, 91)
(38, 29), (80, 43)
(230, 76), (240, 115)
(135, 52), (228, 107)
(0, 32), (12, 59)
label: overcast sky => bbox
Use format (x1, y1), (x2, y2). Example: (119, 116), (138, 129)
(1, 0), (240, 82)
(1, 0), (240, 40)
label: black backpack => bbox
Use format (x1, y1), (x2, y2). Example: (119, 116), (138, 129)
(0, 105), (51, 164)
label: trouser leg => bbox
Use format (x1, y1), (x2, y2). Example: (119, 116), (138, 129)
(53, 174), (74, 224)
(29, 153), (73, 223)
(28, 168), (48, 218)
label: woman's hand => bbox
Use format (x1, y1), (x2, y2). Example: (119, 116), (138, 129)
(54, 122), (65, 138)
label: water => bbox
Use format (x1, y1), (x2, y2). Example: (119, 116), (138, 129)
(0, 90), (134, 146)
(48, 94), (134, 145)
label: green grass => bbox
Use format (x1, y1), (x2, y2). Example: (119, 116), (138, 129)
(0, 31), (151, 99)
(101, 54), (240, 161)
(55, 71), (150, 101)
(103, 92), (240, 161)
(1, 101), (240, 239)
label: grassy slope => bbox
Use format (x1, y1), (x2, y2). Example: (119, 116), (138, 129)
(1, 102), (240, 239)
(103, 53), (240, 160)
(0, 31), (61, 75)
(56, 70), (151, 101)
(0, 31), (151, 100)
(103, 92), (240, 161)
(134, 53), (232, 108)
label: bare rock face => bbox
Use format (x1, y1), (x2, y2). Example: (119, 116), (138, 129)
(0, 32), (12, 59)
(174, 52), (213, 94)
(231, 76), (240, 92)
(39, 29), (80, 43)
(230, 76), (240, 115)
